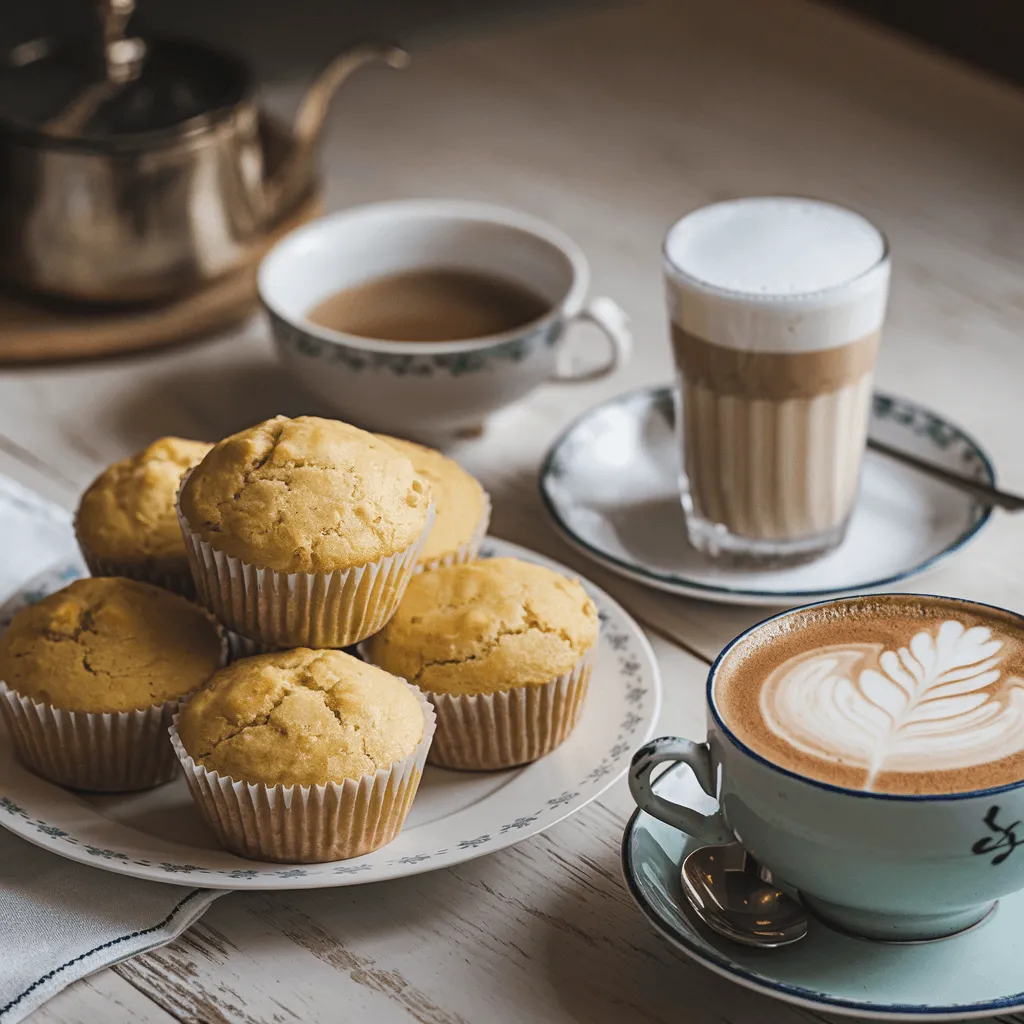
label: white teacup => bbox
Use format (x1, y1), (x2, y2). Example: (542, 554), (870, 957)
(258, 199), (631, 437)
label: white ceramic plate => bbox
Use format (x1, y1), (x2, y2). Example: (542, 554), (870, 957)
(541, 386), (995, 606)
(0, 538), (661, 890)
(622, 764), (1024, 1021)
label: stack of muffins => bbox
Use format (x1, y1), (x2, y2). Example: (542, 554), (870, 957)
(0, 415), (599, 864)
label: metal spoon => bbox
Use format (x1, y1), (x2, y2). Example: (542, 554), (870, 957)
(868, 437), (1024, 512)
(681, 843), (808, 948)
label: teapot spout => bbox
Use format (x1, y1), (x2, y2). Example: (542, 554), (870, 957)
(293, 42), (409, 148)
(265, 42), (409, 221)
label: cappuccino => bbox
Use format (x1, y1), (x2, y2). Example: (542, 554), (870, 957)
(664, 197), (890, 561)
(715, 596), (1024, 795)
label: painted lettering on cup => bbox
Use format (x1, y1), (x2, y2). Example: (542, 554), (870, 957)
(972, 806), (1024, 866)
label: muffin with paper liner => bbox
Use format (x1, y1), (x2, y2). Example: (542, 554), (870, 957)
(75, 437), (213, 597)
(170, 648), (435, 863)
(0, 577), (225, 792)
(375, 435), (490, 573)
(363, 558), (599, 770)
(177, 415), (434, 649)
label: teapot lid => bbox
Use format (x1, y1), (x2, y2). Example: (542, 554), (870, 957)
(0, 36), (253, 144)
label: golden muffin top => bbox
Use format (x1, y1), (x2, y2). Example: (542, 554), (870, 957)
(377, 435), (488, 565)
(178, 416), (432, 574)
(177, 648), (425, 787)
(365, 557), (599, 696)
(75, 437), (212, 569)
(0, 577), (224, 713)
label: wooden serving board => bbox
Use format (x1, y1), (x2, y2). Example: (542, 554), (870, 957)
(0, 190), (323, 365)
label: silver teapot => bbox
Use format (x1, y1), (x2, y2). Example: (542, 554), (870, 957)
(0, 0), (406, 303)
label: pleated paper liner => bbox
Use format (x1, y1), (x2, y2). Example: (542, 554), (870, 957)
(169, 686), (436, 863)
(75, 547), (196, 600)
(177, 470), (435, 648)
(0, 683), (182, 792)
(414, 491), (492, 574)
(358, 643), (595, 771)
(425, 652), (593, 770)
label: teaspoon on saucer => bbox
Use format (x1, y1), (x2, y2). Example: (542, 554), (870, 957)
(681, 843), (808, 948)
(867, 437), (1024, 511)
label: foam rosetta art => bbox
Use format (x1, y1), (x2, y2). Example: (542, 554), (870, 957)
(761, 621), (1024, 790)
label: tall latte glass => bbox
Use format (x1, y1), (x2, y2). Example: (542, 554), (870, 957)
(664, 197), (890, 562)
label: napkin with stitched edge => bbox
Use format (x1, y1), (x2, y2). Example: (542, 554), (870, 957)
(0, 473), (225, 1023)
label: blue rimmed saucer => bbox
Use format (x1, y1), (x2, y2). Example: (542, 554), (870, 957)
(540, 386), (994, 606)
(622, 763), (1024, 1021)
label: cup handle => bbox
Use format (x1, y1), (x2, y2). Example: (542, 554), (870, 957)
(628, 736), (733, 845)
(551, 297), (632, 383)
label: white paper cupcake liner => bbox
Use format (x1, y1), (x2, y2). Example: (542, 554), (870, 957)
(384, 647), (594, 772)
(225, 631), (278, 662)
(177, 474), (434, 648)
(169, 686), (436, 863)
(76, 547), (196, 599)
(414, 491), (492, 575)
(0, 683), (181, 792)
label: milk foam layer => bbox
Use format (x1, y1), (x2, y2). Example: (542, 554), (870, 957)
(665, 198), (890, 352)
(715, 598), (1024, 796)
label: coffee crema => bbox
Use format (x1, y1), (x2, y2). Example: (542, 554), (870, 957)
(714, 596), (1024, 795)
(306, 268), (550, 343)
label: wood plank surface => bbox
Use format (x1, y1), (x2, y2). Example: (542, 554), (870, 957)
(8, 0), (1024, 1019)
(26, 973), (177, 1024)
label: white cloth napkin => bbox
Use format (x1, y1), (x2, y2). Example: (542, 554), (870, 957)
(0, 474), (224, 1023)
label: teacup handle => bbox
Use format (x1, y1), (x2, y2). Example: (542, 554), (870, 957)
(552, 297), (632, 383)
(629, 736), (733, 845)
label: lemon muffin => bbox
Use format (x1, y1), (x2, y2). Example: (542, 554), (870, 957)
(171, 648), (434, 862)
(178, 415), (434, 648)
(365, 557), (599, 769)
(0, 577), (225, 791)
(377, 435), (490, 572)
(75, 437), (213, 596)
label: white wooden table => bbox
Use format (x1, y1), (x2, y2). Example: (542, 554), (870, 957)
(6, 0), (1024, 1019)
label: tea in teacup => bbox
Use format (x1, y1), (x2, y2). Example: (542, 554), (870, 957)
(306, 269), (550, 342)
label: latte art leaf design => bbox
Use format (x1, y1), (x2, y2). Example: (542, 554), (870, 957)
(761, 621), (1024, 790)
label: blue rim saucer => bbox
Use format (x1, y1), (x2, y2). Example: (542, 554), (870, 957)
(541, 387), (994, 606)
(621, 763), (1024, 1020)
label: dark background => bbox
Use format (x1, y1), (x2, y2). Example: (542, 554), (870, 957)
(3, 1), (1023, 88)
(829, 0), (1024, 88)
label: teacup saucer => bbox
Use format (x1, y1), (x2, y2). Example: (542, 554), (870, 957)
(541, 386), (994, 606)
(622, 764), (1024, 1020)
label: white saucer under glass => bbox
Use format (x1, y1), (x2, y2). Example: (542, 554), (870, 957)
(541, 386), (994, 606)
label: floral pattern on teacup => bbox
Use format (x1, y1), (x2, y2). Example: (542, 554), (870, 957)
(269, 311), (561, 378)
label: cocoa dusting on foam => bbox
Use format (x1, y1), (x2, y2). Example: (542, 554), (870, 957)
(715, 597), (1024, 795)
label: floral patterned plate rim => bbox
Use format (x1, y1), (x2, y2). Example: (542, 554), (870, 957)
(0, 538), (661, 889)
(541, 386), (995, 606)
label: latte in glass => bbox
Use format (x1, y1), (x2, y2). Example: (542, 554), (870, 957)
(715, 595), (1024, 795)
(664, 197), (891, 562)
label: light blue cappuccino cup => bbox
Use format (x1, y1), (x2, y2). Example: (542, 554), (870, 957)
(629, 596), (1024, 942)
